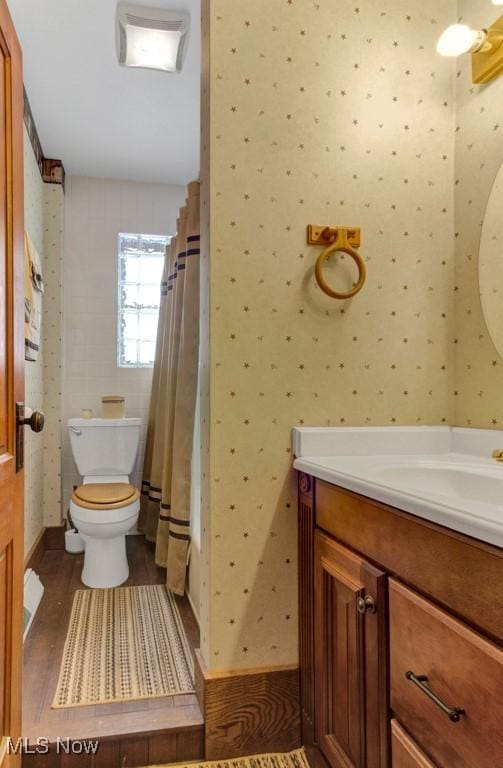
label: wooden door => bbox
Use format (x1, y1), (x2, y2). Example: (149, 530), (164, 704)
(0, 2), (24, 766)
(314, 531), (388, 768)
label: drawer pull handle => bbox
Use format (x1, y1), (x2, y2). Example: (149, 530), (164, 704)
(405, 671), (465, 723)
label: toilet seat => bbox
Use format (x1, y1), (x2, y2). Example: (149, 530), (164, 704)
(72, 483), (140, 510)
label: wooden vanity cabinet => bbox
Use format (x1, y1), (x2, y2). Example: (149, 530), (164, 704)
(298, 473), (503, 768)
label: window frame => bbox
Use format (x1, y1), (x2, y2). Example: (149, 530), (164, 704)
(117, 232), (170, 369)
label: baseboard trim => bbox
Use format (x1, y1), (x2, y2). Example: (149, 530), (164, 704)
(304, 744), (330, 768)
(201, 660), (299, 679)
(194, 650), (301, 760)
(25, 525), (67, 572)
(24, 527), (46, 571)
(186, 589), (200, 629)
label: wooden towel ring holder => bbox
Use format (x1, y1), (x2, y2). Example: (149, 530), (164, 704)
(308, 225), (366, 300)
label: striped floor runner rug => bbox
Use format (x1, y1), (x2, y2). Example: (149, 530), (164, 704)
(53, 584), (194, 708)
(144, 749), (310, 768)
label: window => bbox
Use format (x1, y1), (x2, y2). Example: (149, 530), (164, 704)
(117, 233), (170, 368)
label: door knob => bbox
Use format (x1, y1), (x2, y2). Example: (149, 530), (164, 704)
(357, 595), (377, 615)
(15, 403), (45, 471)
(20, 410), (45, 433)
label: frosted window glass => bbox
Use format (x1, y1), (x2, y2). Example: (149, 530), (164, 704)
(139, 341), (156, 366)
(139, 311), (159, 341)
(141, 256), (164, 282)
(117, 232), (170, 367)
(121, 255), (141, 283)
(122, 339), (139, 367)
(121, 284), (140, 309)
(138, 283), (160, 308)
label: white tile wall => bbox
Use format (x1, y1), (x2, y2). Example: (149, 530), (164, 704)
(62, 176), (186, 514)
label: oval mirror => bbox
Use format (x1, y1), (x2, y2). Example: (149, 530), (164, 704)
(480, 161), (503, 358)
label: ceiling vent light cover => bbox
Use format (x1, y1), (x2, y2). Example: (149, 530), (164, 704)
(116, 3), (190, 73)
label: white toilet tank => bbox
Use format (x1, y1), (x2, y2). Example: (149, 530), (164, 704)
(68, 418), (141, 477)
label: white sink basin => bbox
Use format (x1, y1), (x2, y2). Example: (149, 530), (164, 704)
(371, 459), (503, 504)
(292, 427), (503, 547)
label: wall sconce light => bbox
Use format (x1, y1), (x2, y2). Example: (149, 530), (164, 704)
(437, 15), (503, 83)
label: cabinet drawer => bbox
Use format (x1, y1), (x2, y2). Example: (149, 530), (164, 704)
(390, 579), (503, 768)
(391, 721), (437, 768)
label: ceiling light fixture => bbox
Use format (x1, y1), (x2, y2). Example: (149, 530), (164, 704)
(116, 3), (190, 73)
(436, 15), (503, 83)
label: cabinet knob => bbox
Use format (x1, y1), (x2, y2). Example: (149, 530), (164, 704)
(357, 595), (377, 615)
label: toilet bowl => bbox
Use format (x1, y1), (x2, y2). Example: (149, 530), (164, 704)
(68, 418), (142, 588)
(70, 482), (140, 588)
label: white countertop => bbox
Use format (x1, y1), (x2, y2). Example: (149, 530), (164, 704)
(292, 427), (503, 548)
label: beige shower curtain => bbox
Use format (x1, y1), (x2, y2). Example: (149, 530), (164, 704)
(139, 180), (200, 595)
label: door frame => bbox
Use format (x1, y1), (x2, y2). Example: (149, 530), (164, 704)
(0, 0), (25, 765)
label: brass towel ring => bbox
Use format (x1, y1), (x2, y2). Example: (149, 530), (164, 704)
(307, 225), (366, 300)
(315, 243), (366, 300)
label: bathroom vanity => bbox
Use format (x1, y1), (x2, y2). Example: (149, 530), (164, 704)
(294, 427), (503, 768)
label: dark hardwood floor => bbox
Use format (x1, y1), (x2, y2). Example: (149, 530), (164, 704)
(22, 535), (204, 767)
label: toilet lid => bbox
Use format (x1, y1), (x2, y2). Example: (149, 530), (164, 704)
(74, 483), (137, 506)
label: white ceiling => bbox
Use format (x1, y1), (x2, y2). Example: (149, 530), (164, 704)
(8, 0), (200, 184)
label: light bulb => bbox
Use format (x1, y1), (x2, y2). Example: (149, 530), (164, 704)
(124, 26), (182, 71)
(436, 24), (486, 57)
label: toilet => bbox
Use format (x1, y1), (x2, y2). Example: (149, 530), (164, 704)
(68, 417), (141, 588)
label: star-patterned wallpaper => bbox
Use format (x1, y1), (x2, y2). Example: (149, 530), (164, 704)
(454, 0), (503, 428)
(24, 128), (65, 554)
(42, 183), (64, 528)
(199, 0), (458, 671)
(24, 126), (46, 556)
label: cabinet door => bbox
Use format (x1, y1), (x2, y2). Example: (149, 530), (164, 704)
(314, 531), (388, 768)
(391, 720), (437, 768)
